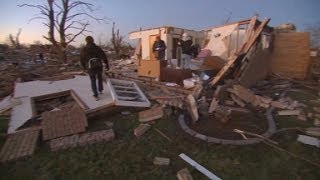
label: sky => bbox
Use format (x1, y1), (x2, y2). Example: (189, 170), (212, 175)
(0, 0), (319, 46)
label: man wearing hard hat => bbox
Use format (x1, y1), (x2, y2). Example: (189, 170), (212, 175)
(178, 33), (193, 69)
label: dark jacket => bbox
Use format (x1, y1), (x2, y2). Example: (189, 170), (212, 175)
(178, 39), (193, 55)
(152, 40), (166, 60)
(80, 43), (109, 71)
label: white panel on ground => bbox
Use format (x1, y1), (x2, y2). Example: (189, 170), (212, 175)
(179, 153), (222, 180)
(9, 75), (114, 134)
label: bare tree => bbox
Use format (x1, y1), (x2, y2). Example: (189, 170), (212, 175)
(19, 0), (106, 63)
(9, 28), (22, 49)
(111, 22), (124, 59)
(304, 23), (320, 48)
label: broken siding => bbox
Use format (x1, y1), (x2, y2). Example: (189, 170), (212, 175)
(270, 32), (311, 79)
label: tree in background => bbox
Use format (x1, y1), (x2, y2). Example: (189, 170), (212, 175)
(304, 23), (320, 48)
(111, 22), (124, 59)
(19, 0), (106, 63)
(8, 28), (22, 49)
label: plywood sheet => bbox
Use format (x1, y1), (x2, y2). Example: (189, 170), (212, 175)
(270, 32), (310, 79)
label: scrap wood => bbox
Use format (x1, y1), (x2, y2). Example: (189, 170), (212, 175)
(153, 157), (170, 166)
(208, 98), (219, 113)
(234, 129), (278, 145)
(224, 106), (250, 113)
(134, 124), (151, 137)
(187, 94), (199, 124)
(139, 107), (163, 122)
(149, 95), (184, 100)
(271, 101), (288, 109)
(278, 110), (300, 116)
(305, 128), (320, 137)
(154, 128), (172, 142)
(179, 153), (221, 180)
(0, 96), (21, 114)
(177, 168), (193, 180)
(230, 94), (246, 107)
(192, 83), (203, 99)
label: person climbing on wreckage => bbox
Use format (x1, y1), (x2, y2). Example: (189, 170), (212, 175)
(80, 36), (109, 101)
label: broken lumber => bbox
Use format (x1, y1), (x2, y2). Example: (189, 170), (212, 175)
(225, 100), (235, 106)
(139, 107), (163, 122)
(153, 157), (170, 166)
(232, 85), (257, 104)
(192, 83), (203, 99)
(224, 106), (250, 113)
(177, 168), (193, 180)
(187, 94), (199, 123)
(278, 110), (300, 116)
(314, 107), (320, 113)
(179, 153), (221, 180)
(230, 94), (246, 107)
(208, 98), (219, 113)
(271, 101), (288, 109)
(134, 124), (151, 137)
(305, 128), (320, 137)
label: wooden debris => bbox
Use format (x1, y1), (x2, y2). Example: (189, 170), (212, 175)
(139, 107), (163, 122)
(154, 128), (172, 142)
(314, 114), (320, 119)
(297, 135), (320, 148)
(179, 153), (221, 180)
(232, 85), (257, 104)
(297, 115), (307, 121)
(208, 98), (219, 113)
(314, 119), (320, 127)
(187, 94), (199, 123)
(305, 128), (320, 137)
(314, 107), (320, 113)
(271, 101), (288, 109)
(153, 157), (170, 166)
(278, 110), (300, 116)
(192, 83), (203, 99)
(256, 95), (272, 104)
(177, 168), (193, 180)
(230, 94), (246, 107)
(134, 124), (151, 137)
(225, 100), (235, 106)
(224, 106), (250, 113)
(307, 112), (314, 118)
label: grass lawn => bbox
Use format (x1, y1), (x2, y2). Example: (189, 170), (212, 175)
(0, 90), (320, 179)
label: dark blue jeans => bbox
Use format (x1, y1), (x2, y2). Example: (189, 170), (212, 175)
(89, 70), (103, 97)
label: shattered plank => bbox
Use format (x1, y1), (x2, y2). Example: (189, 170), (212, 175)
(187, 94), (199, 123)
(134, 124), (151, 137)
(192, 83), (203, 99)
(139, 107), (163, 122)
(305, 128), (320, 137)
(224, 106), (250, 113)
(153, 157), (170, 166)
(177, 168), (193, 180)
(278, 110), (300, 116)
(208, 98), (219, 113)
(231, 94), (246, 107)
(271, 101), (288, 109)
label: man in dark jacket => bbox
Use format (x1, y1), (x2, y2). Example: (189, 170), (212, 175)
(80, 36), (109, 101)
(152, 35), (166, 60)
(178, 33), (193, 69)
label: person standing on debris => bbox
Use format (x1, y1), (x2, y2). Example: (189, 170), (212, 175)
(178, 33), (193, 69)
(152, 35), (166, 60)
(80, 36), (109, 101)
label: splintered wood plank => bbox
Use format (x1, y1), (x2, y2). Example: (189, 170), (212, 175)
(139, 107), (163, 122)
(177, 168), (194, 180)
(231, 94), (246, 107)
(210, 18), (270, 86)
(134, 124), (151, 137)
(153, 157), (170, 166)
(187, 94), (199, 124)
(278, 110), (300, 116)
(243, 15), (257, 45)
(209, 98), (219, 113)
(192, 83), (203, 99)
